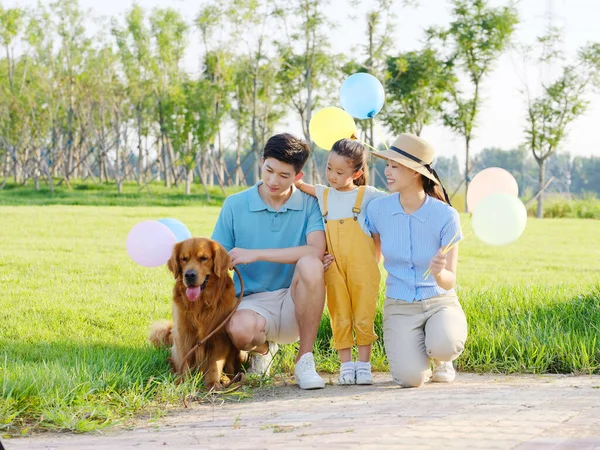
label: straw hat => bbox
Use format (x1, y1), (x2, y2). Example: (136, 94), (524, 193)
(371, 133), (439, 185)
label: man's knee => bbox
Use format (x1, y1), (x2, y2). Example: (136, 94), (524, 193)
(295, 255), (324, 287)
(226, 310), (264, 350)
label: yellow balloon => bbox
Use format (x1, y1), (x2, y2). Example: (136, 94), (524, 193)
(309, 107), (357, 150)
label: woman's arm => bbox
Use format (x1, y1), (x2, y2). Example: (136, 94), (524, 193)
(372, 233), (382, 264)
(429, 245), (458, 290)
(295, 179), (316, 197)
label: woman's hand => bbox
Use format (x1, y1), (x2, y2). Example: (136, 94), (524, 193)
(322, 252), (334, 271)
(428, 249), (447, 277)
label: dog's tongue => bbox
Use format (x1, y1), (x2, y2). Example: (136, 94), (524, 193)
(186, 286), (202, 302)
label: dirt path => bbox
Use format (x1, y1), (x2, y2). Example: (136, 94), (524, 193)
(5, 373), (600, 449)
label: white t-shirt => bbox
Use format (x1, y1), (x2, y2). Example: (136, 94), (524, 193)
(314, 184), (387, 236)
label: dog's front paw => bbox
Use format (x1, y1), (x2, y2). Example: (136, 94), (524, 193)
(205, 381), (223, 392)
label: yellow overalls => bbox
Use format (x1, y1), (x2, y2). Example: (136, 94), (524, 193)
(323, 186), (380, 350)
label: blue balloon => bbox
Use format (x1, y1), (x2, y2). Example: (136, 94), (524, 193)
(157, 218), (192, 243)
(340, 73), (385, 119)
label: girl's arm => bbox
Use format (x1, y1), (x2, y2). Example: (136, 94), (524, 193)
(295, 179), (316, 197)
(372, 233), (382, 264)
(429, 245), (458, 290)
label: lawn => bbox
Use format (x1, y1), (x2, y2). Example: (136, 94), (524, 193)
(1, 193), (599, 435)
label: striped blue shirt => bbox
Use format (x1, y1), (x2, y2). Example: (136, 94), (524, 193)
(366, 194), (462, 302)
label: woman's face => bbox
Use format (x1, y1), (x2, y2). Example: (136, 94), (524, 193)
(384, 160), (418, 193)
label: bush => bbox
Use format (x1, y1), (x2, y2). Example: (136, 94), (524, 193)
(527, 192), (600, 219)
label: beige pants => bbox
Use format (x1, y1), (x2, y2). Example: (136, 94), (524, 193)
(383, 294), (468, 388)
(237, 289), (299, 345)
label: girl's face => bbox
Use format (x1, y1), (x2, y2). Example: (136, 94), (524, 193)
(326, 151), (361, 191)
(384, 160), (418, 193)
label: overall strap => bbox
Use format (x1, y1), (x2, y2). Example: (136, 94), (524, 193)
(352, 186), (366, 221)
(322, 187), (329, 223)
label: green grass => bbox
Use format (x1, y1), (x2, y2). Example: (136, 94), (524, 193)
(1, 194), (599, 435)
(0, 179), (244, 207)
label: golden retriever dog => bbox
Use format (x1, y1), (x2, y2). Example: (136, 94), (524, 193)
(150, 237), (246, 390)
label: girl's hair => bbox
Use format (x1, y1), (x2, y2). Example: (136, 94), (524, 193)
(331, 138), (368, 186)
(421, 175), (449, 204)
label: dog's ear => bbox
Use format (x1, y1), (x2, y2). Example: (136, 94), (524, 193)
(167, 242), (182, 279)
(211, 240), (231, 279)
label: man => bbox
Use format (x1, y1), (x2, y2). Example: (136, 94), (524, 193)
(211, 133), (326, 389)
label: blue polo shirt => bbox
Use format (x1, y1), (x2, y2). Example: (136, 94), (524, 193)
(211, 182), (324, 296)
(367, 194), (462, 302)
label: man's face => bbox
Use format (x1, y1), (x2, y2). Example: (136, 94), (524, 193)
(260, 157), (303, 196)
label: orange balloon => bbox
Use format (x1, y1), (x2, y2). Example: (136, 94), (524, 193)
(467, 167), (519, 212)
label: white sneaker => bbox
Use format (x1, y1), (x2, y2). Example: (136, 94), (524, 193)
(432, 360), (456, 383)
(338, 362), (356, 385)
(294, 353), (325, 390)
(247, 341), (278, 376)
(356, 364), (373, 385)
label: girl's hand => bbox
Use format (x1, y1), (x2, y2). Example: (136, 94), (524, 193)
(322, 252), (334, 271)
(428, 249), (447, 277)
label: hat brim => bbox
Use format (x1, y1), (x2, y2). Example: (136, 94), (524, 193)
(370, 150), (440, 185)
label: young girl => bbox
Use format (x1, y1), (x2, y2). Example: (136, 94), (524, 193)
(295, 138), (385, 385)
(366, 133), (468, 388)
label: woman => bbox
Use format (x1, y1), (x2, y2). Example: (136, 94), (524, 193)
(366, 133), (468, 388)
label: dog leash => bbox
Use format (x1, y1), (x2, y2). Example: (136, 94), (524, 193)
(179, 266), (245, 384)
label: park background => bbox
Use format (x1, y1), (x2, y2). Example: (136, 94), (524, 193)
(0, 0), (599, 436)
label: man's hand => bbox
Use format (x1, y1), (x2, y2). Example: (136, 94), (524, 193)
(322, 252), (334, 271)
(428, 249), (447, 277)
(229, 248), (259, 267)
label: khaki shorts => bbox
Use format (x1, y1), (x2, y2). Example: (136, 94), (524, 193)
(237, 288), (299, 345)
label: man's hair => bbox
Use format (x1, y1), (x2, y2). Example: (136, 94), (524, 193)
(263, 133), (310, 174)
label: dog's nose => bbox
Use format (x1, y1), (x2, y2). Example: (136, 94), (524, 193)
(184, 270), (197, 283)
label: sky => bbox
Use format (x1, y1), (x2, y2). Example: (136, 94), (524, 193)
(5, 0), (600, 164)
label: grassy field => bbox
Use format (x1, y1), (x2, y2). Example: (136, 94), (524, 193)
(1, 186), (600, 435)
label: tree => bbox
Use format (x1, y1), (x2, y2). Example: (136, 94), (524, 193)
(0, 5), (26, 185)
(522, 29), (600, 217)
(275, 0), (338, 183)
(430, 0), (518, 211)
(112, 5), (155, 186)
(150, 7), (188, 188)
(384, 48), (455, 137)
(226, 0), (284, 184)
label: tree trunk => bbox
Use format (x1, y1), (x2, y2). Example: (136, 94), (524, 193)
(137, 107), (143, 186)
(537, 158), (546, 219)
(115, 113), (123, 194)
(186, 167), (193, 195)
(464, 136), (471, 213)
(161, 133), (170, 188)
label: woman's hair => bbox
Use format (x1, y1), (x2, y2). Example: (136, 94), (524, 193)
(421, 175), (449, 204)
(331, 138), (368, 186)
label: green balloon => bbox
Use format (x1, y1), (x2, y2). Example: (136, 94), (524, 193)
(472, 193), (527, 246)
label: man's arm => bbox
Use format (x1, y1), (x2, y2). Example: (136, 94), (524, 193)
(229, 230), (326, 266)
(211, 200), (235, 251)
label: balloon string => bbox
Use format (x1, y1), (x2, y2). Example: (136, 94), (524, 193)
(372, 118), (389, 151)
(354, 136), (379, 153)
(423, 216), (472, 280)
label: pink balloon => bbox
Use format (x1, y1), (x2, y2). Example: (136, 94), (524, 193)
(467, 167), (519, 212)
(126, 221), (177, 267)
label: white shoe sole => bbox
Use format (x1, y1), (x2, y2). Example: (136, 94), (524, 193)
(431, 373), (456, 383)
(297, 379), (326, 389)
(356, 379), (373, 385)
